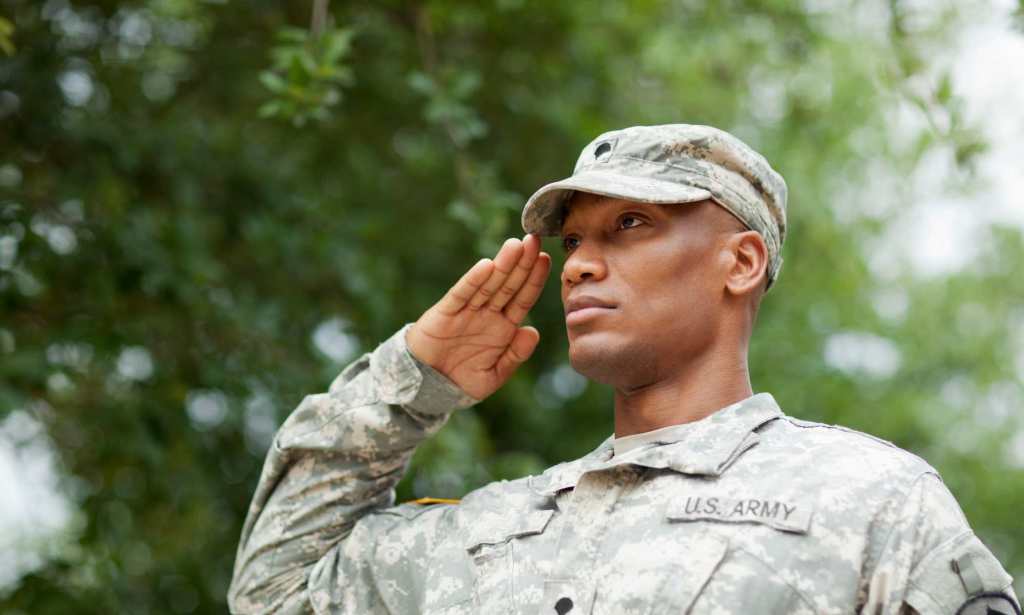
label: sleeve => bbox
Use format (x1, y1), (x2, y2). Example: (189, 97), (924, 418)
(861, 472), (1020, 615)
(227, 324), (477, 614)
(307, 500), (476, 614)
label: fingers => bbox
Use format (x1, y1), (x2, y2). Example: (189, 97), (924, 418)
(434, 258), (493, 315)
(495, 326), (540, 382)
(438, 235), (550, 318)
(503, 251), (551, 323)
(467, 237), (523, 310)
(487, 234), (541, 311)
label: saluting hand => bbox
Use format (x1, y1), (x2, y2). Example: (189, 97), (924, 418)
(406, 234), (552, 401)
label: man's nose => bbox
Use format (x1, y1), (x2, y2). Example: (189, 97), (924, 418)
(561, 244), (608, 286)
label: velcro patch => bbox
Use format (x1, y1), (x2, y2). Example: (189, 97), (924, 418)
(667, 496), (812, 533)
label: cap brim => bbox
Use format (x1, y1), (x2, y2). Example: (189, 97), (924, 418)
(521, 171), (714, 235)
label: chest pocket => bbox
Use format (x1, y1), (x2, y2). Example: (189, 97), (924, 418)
(463, 508), (555, 614)
(587, 533), (729, 615)
(661, 500), (820, 615)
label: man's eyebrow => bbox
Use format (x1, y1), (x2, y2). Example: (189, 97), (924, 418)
(560, 198), (651, 232)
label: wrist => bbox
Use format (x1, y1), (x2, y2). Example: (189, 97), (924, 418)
(395, 324), (478, 414)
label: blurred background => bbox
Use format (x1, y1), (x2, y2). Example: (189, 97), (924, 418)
(2, 0), (1023, 612)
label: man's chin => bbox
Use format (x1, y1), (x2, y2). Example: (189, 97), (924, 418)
(567, 333), (637, 387)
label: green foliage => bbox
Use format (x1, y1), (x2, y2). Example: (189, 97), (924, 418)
(408, 68), (487, 146)
(1, 0), (1021, 612)
(0, 16), (13, 56)
(259, 25), (355, 126)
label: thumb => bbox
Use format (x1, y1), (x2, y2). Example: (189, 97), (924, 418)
(495, 326), (540, 382)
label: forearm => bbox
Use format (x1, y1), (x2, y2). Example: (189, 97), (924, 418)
(228, 325), (476, 614)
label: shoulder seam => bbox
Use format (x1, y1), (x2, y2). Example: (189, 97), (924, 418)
(780, 416), (900, 450)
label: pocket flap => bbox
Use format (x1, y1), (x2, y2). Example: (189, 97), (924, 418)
(464, 508), (555, 551)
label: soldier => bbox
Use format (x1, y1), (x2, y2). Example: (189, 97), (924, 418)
(228, 124), (1019, 614)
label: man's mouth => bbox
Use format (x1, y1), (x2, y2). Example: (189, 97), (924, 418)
(565, 295), (617, 325)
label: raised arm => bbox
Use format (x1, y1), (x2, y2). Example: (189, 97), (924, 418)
(227, 236), (550, 614)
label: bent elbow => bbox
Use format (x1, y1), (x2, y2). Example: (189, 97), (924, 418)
(227, 564), (311, 615)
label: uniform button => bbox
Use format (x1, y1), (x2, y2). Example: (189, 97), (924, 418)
(555, 596), (573, 614)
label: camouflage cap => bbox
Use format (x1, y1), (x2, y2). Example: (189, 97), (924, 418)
(521, 124), (789, 285)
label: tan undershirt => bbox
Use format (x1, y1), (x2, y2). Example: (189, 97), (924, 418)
(611, 422), (692, 457)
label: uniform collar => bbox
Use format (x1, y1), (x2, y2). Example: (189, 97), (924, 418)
(529, 392), (783, 496)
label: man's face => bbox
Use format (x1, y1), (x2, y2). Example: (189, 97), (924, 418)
(559, 193), (744, 389)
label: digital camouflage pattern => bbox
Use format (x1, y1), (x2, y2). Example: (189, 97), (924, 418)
(229, 327), (1019, 614)
(520, 124), (789, 285)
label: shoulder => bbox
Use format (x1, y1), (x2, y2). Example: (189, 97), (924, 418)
(757, 413), (940, 496)
(360, 465), (561, 541)
(770, 413), (932, 468)
(457, 474), (544, 515)
(773, 413), (904, 448)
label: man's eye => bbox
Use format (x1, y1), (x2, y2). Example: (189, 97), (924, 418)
(619, 215), (643, 229)
(562, 236), (580, 252)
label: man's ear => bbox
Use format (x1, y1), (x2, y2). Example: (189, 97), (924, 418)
(724, 231), (768, 296)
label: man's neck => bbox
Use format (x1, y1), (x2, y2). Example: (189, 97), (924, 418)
(612, 349), (753, 437)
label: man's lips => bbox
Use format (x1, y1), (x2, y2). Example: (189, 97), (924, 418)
(564, 295), (616, 314)
(565, 295), (617, 325)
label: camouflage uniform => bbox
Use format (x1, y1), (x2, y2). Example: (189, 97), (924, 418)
(228, 325), (1019, 614)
